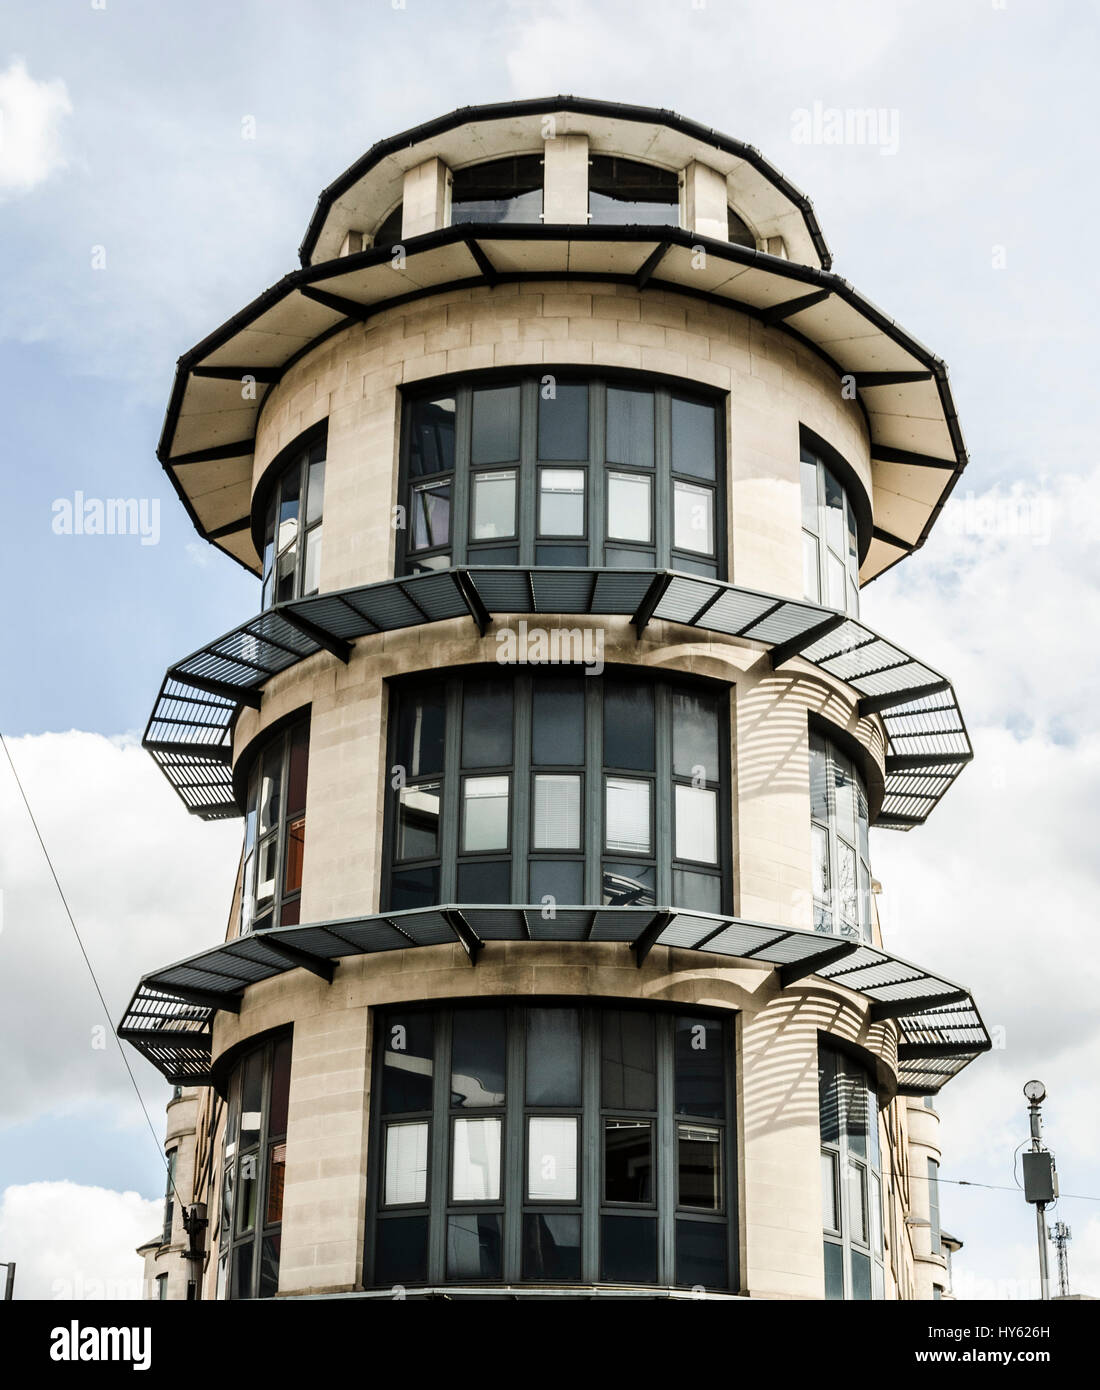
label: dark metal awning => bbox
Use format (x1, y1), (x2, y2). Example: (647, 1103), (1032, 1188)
(118, 905), (989, 1093)
(158, 222), (966, 583)
(144, 567), (971, 828)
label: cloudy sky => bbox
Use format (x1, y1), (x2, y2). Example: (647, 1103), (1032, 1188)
(1, 0), (1097, 1300)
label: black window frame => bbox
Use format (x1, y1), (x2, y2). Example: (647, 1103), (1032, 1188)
(382, 668), (732, 916)
(396, 373), (727, 581)
(800, 444), (861, 618)
(239, 715), (310, 934)
(216, 1031), (292, 1301)
(365, 1000), (737, 1292)
(819, 1042), (884, 1301)
(258, 433), (326, 611)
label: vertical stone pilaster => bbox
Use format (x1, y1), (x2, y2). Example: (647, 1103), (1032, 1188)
(682, 160), (729, 241)
(542, 133), (589, 224)
(402, 157), (450, 239)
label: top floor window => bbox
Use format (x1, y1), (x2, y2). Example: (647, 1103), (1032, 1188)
(374, 202), (403, 248)
(451, 156), (544, 225)
(801, 446), (860, 617)
(588, 156), (679, 226)
(260, 436), (325, 610)
(399, 375), (725, 579)
(727, 208), (755, 249)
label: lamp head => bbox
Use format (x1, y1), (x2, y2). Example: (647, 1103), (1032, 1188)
(1023, 1079), (1046, 1104)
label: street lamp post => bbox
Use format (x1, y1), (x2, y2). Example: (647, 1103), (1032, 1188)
(1021, 1080), (1056, 1301)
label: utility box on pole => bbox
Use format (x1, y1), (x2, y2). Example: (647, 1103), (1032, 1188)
(1023, 1151), (1057, 1204)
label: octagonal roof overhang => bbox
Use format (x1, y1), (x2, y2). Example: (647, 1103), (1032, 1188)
(118, 905), (991, 1094)
(297, 96), (832, 269)
(158, 223), (966, 582)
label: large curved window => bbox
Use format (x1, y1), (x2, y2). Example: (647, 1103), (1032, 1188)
(399, 376), (725, 578)
(820, 1044), (884, 1300)
(588, 156), (680, 227)
(801, 446), (860, 616)
(216, 1033), (292, 1300)
(374, 202), (403, 248)
(727, 207), (755, 249)
(240, 718), (310, 933)
(810, 730), (872, 942)
(385, 672), (730, 915)
(366, 1002), (735, 1291)
(260, 436), (325, 609)
(451, 156), (544, 225)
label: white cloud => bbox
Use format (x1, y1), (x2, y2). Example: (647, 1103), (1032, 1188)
(0, 58), (71, 198)
(0, 731), (241, 1128)
(0, 1181), (161, 1300)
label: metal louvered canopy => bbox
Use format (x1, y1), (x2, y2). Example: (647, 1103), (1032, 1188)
(144, 566), (971, 827)
(118, 905), (989, 1092)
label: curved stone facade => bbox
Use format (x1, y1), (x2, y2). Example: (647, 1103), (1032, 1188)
(127, 99), (983, 1302)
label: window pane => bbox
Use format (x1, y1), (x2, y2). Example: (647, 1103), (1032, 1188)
(818, 1047), (840, 1144)
(847, 1162), (868, 1245)
(828, 552), (847, 610)
(602, 1011), (656, 1111)
(381, 1013), (434, 1114)
(607, 471), (652, 542)
(850, 1247), (872, 1300)
(456, 859), (511, 903)
(258, 751), (282, 834)
(823, 1240), (844, 1299)
(671, 398), (716, 479)
(451, 1008), (506, 1107)
(812, 824), (831, 932)
(286, 723), (308, 814)
(240, 1051), (264, 1148)
(676, 1220), (727, 1290)
(523, 1213), (581, 1281)
(588, 155), (678, 228)
(411, 481), (451, 550)
(601, 1215), (657, 1282)
(672, 869), (722, 913)
(602, 860), (656, 906)
(834, 756), (857, 840)
(283, 817), (305, 894)
(800, 458), (820, 530)
(275, 543), (297, 602)
(277, 468), (300, 551)
(871, 1173), (883, 1255)
(678, 1124), (722, 1209)
(384, 1122), (429, 1205)
(231, 1241), (254, 1300)
(802, 532), (820, 603)
(472, 469), (517, 540)
(525, 1008), (581, 1105)
(306, 456), (325, 524)
(675, 784), (717, 863)
(538, 467), (586, 536)
(471, 385), (520, 464)
(529, 859), (583, 906)
(461, 680), (513, 767)
(674, 479), (714, 554)
(389, 865), (440, 911)
(237, 1152), (258, 1234)
(824, 468), (846, 554)
(451, 154), (542, 225)
(528, 1117), (578, 1200)
(409, 397), (456, 477)
(606, 387), (654, 468)
(533, 773), (581, 850)
(605, 777), (651, 854)
(531, 678), (584, 765)
(451, 1117), (502, 1201)
(303, 527), (322, 595)
(538, 382), (588, 460)
(674, 1016), (725, 1117)
(446, 1213), (502, 1280)
(604, 1120), (653, 1202)
(396, 782), (440, 859)
(604, 683), (654, 771)
(395, 685), (445, 779)
(257, 1234), (280, 1299)
(672, 689), (720, 780)
(375, 1215), (428, 1285)
(838, 841), (858, 932)
(462, 775), (510, 851)
(269, 1036), (292, 1137)
(821, 1151), (839, 1231)
(810, 734), (829, 820)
